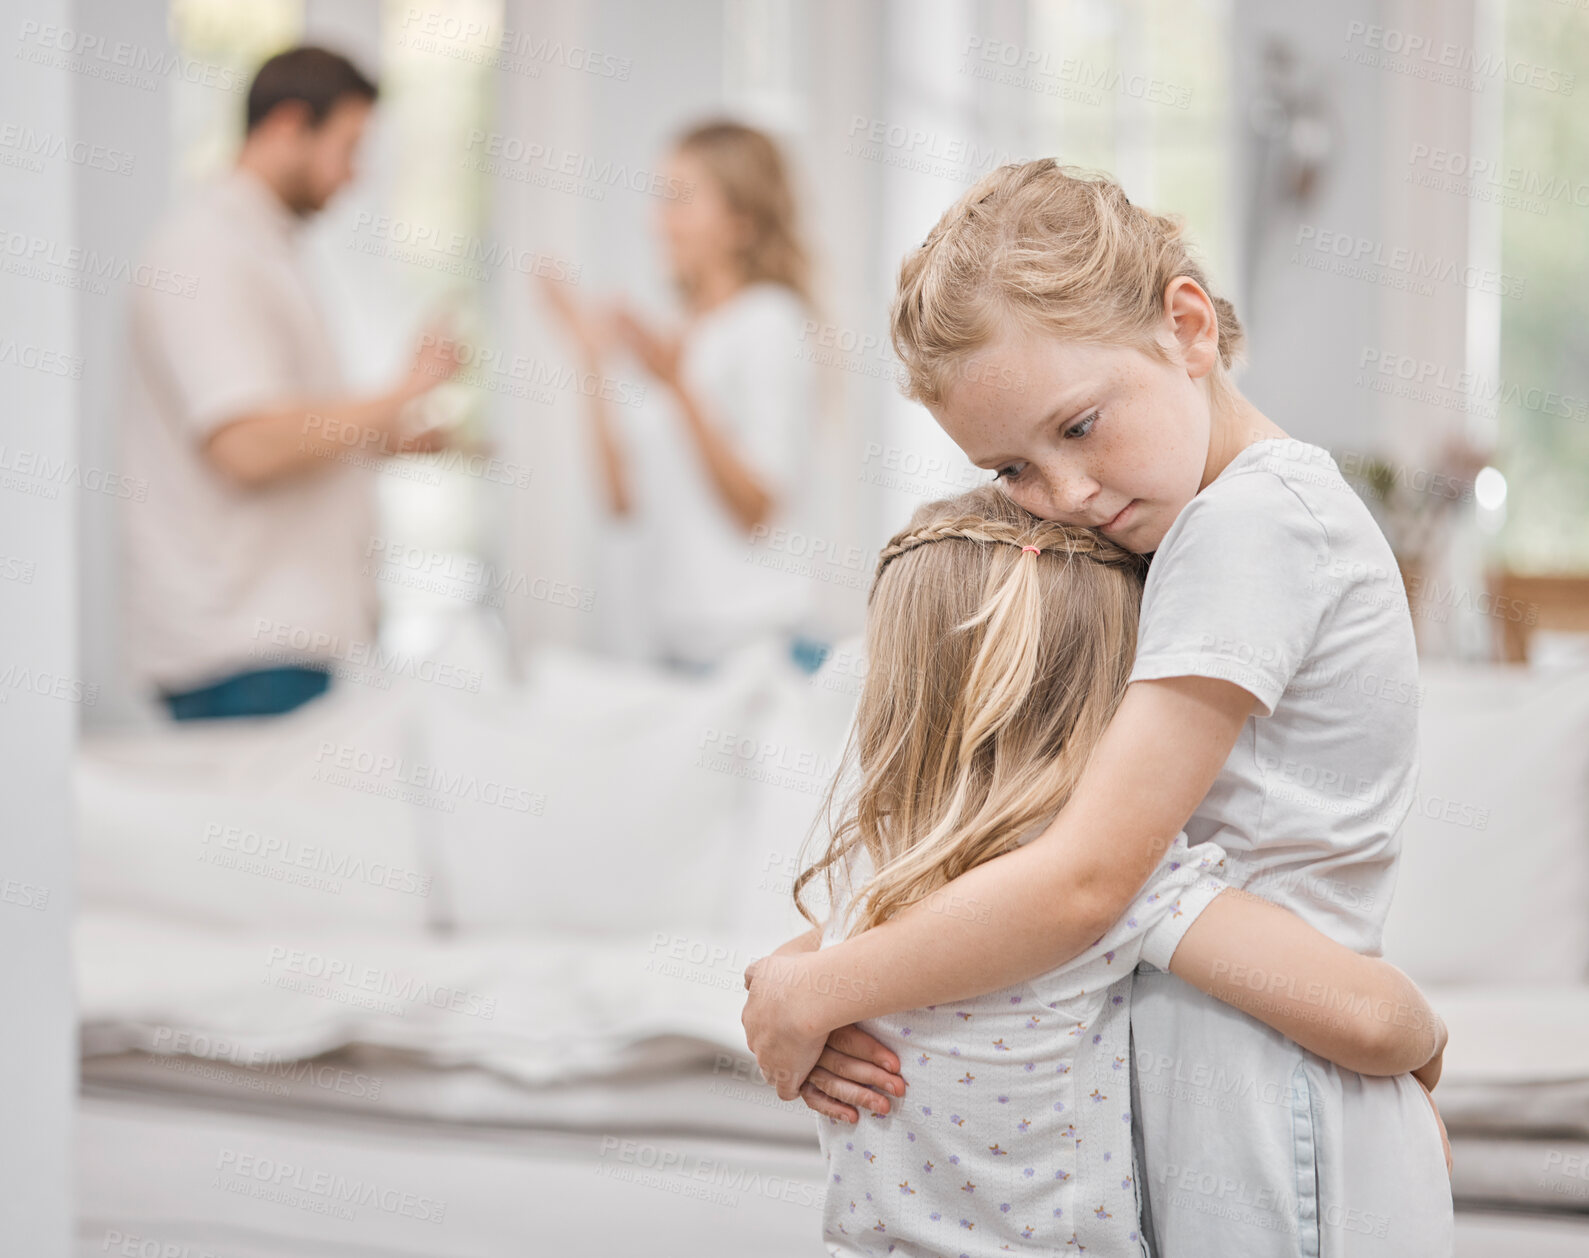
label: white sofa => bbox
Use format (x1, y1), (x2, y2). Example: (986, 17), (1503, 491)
(73, 617), (1589, 1255)
(1381, 662), (1589, 1254)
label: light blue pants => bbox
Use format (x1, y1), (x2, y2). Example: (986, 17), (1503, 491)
(1129, 964), (1454, 1257)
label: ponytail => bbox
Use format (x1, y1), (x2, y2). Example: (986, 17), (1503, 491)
(795, 485), (1146, 937)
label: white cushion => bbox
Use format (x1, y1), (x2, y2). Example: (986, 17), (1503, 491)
(1426, 984), (1589, 1139)
(76, 684), (433, 932)
(719, 635), (865, 952)
(1382, 664), (1589, 985)
(425, 644), (775, 936)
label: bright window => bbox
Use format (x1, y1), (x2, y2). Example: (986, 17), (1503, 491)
(1028, 0), (1235, 295)
(168, 0), (302, 191)
(1492, 1), (1589, 571)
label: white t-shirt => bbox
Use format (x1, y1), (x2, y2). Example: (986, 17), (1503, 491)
(817, 829), (1228, 1257)
(618, 282), (815, 668)
(1127, 437), (1420, 954)
(121, 167), (379, 693)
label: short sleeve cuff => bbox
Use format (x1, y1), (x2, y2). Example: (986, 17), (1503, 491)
(1138, 875), (1228, 971)
(187, 381), (294, 438)
(1128, 651), (1286, 718)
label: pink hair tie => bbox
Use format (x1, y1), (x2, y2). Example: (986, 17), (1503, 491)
(1021, 545), (1041, 555)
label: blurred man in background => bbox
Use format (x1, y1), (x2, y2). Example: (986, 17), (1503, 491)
(121, 46), (459, 720)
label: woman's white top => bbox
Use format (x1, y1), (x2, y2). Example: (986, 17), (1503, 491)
(816, 828), (1228, 1256)
(619, 281), (815, 668)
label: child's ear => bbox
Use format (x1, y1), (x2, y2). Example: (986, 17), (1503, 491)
(1161, 277), (1220, 377)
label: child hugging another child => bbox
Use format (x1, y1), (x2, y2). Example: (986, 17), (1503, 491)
(743, 159), (1454, 1257)
(763, 485), (1443, 1255)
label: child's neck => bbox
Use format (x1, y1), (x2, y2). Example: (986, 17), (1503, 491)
(1200, 387), (1288, 491)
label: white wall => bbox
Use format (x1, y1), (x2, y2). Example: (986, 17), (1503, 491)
(1, 1), (79, 1250)
(1230, 0), (1476, 459)
(1228, 0), (1492, 658)
(74, 2), (175, 734)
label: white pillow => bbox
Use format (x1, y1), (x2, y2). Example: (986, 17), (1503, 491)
(425, 645), (772, 936)
(722, 635), (865, 952)
(1381, 664), (1589, 985)
(76, 685), (434, 932)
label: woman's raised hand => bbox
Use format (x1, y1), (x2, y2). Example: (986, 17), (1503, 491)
(609, 303), (682, 387)
(536, 273), (614, 370)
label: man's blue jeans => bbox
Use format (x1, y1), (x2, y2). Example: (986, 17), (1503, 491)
(161, 665), (330, 720)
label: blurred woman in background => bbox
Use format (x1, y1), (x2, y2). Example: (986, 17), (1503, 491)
(542, 119), (824, 674)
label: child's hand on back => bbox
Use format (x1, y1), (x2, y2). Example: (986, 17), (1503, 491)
(798, 1027), (908, 1124)
(742, 932), (906, 1119)
(741, 952), (832, 1100)
(741, 956), (906, 1108)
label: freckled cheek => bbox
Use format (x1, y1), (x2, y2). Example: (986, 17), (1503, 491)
(1086, 435), (1131, 496)
(1011, 480), (1058, 521)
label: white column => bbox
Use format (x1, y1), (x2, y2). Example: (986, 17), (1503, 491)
(74, 0), (173, 729)
(0, 4), (79, 1252)
(489, 0), (605, 654)
(790, 0), (890, 639)
(1376, 0), (1491, 658)
(872, 0), (987, 537)
(1227, 0), (1402, 455)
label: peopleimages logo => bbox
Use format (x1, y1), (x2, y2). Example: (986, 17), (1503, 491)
(150, 1027), (384, 1101)
(0, 227), (199, 296)
(396, 7), (632, 81)
(261, 945), (498, 1020)
(1293, 225), (1525, 298)
(313, 740), (546, 814)
(349, 210), (581, 281)
(214, 1148), (447, 1222)
(595, 1137), (822, 1210)
(0, 122), (134, 175)
(200, 822), (432, 897)
(247, 618), (483, 693)
(462, 131), (691, 201)
(1342, 20), (1575, 95)
(15, 20), (246, 93)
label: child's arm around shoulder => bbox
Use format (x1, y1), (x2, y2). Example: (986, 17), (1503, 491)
(1164, 885), (1446, 1076)
(837, 672), (1253, 1005)
(740, 673), (1254, 1099)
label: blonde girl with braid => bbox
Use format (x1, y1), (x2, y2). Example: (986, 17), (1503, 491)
(771, 484), (1443, 1257)
(743, 159), (1455, 1257)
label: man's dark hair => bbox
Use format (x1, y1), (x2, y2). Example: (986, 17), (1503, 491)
(245, 46), (378, 134)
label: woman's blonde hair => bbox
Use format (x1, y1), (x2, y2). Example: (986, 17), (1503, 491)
(793, 483), (1146, 938)
(675, 119), (813, 305)
(890, 158), (1244, 408)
